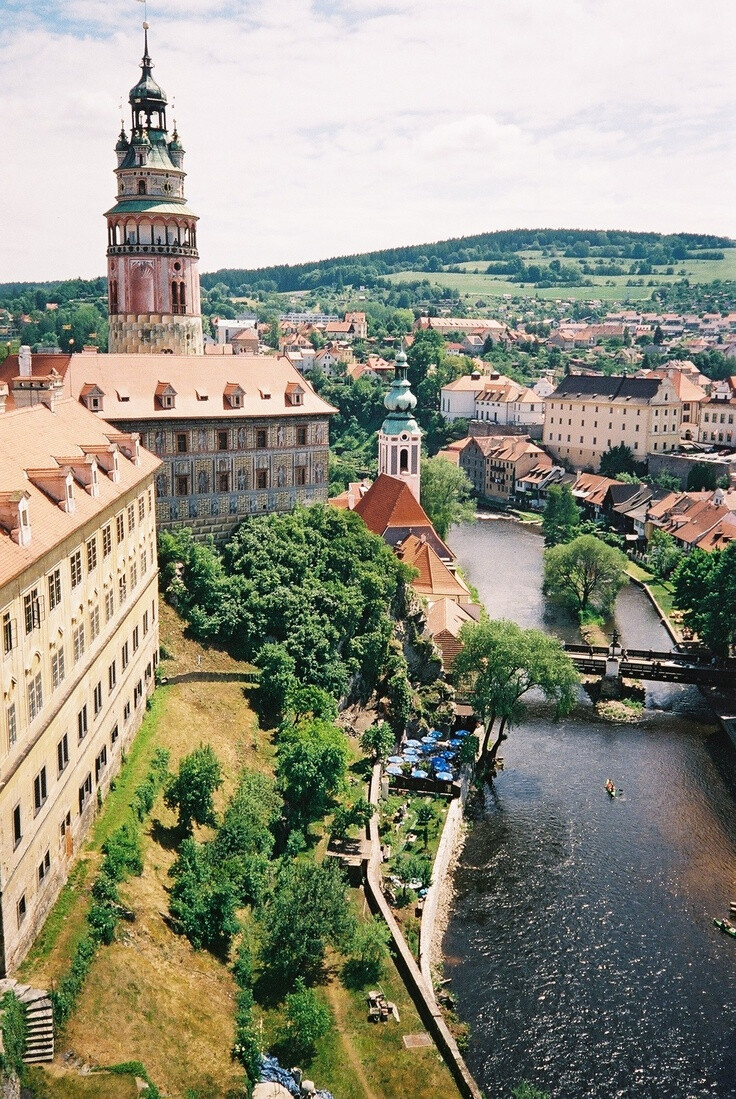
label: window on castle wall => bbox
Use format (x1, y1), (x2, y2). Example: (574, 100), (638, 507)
(138, 180), (146, 195)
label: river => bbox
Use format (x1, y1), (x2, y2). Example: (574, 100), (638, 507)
(443, 519), (736, 1099)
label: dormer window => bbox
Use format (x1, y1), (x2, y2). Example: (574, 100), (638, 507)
(80, 383), (105, 413)
(155, 381), (177, 410)
(224, 383), (245, 409)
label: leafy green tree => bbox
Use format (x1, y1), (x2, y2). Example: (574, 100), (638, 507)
(543, 534), (628, 618)
(331, 797), (374, 842)
(542, 483), (581, 546)
(415, 802), (435, 848)
(653, 470), (682, 491)
(256, 642), (297, 722)
(277, 718), (348, 828)
(168, 838), (239, 952)
(360, 721), (395, 761)
(277, 981), (332, 1062)
(686, 462), (718, 491)
(672, 547), (717, 640)
(211, 770), (281, 905)
(697, 543), (736, 655)
(259, 860), (354, 983)
(453, 619), (579, 770)
(164, 745), (223, 833)
(420, 456), (476, 539)
(646, 528), (681, 580)
(599, 443), (642, 478)
(344, 917), (392, 987)
(285, 684), (338, 724)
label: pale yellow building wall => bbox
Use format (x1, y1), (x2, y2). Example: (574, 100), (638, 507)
(0, 477), (159, 973)
(543, 386), (681, 470)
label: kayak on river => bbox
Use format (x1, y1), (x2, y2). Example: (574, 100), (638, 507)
(605, 779), (617, 797)
(713, 918), (736, 938)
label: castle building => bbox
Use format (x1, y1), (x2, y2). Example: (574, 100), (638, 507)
(0, 387), (160, 973)
(1, 26), (336, 543)
(106, 24), (203, 355)
(378, 349), (422, 502)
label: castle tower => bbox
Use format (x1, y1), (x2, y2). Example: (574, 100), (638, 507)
(106, 24), (203, 355)
(378, 348), (422, 501)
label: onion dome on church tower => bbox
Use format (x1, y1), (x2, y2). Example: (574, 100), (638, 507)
(105, 23), (203, 355)
(378, 349), (423, 501)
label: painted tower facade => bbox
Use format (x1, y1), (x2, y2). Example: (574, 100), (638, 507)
(106, 26), (203, 355)
(378, 349), (422, 501)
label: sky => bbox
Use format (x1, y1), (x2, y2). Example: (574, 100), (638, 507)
(2, 0), (735, 283)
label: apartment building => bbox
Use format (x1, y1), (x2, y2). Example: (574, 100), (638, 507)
(0, 392), (160, 973)
(543, 375), (681, 471)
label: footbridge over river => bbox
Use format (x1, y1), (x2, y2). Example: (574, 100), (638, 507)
(562, 640), (736, 688)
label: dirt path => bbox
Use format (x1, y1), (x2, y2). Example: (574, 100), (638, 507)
(325, 981), (381, 1099)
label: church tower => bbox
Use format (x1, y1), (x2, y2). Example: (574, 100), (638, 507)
(378, 349), (422, 501)
(106, 24), (203, 355)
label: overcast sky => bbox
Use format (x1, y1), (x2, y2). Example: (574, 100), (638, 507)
(2, 0), (735, 283)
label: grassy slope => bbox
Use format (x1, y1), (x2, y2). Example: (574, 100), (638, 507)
(386, 249), (736, 302)
(19, 604), (461, 1099)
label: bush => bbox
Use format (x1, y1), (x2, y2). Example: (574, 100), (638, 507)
(102, 822), (143, 880)
(0, 992), (27, 1077)
(277, 981), (332, 1063)
(164, 745), (223, 833)
(51, 936), (96, 1030)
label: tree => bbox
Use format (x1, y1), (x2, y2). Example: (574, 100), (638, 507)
(543, 535), (628, 619)
(259, 860), (354, 983)
(164, 745), (223, 833)
(415, 802), (435, 848)
(453, 619), (579, 771)
(331, 797), (375, 842)
(360, 721), (395, 762)
(420, 456), (476, 539)
(344, 917), (392, 987)
(168, 838), (239, 952)
(276, 718), (348, 827)
(646, 528), (681, 580)
(672, 547), (717, 640)
(277, 981), (332, 1062)
(687, 462), (718, 491)
(255, 642), (297, 722)
(599, 443), (641, 478)
(700, 542), (736, 655)
(542, 483), (581, 546)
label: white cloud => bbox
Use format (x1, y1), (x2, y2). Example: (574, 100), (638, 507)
(1, 0), (734, 280)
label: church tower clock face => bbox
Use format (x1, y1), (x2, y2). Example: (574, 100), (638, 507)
(106, 23), (203, 355)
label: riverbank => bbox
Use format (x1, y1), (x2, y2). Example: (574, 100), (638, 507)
(442, 519), (736, 1098)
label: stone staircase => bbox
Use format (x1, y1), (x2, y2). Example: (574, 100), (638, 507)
(0, 979), (54, 1063)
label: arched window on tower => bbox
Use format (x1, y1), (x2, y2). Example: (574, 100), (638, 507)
(138, 179), (147, 195)
(400, 448), (409, 473)
(109, 281), (118, 315)
(171, 282), (179, 314)
(179, 282), (186, 313)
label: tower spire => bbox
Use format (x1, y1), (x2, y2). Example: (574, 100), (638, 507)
(378, 349), (423, 501)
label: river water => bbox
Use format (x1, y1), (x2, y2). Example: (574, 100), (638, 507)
(443, 520), (736, 1099)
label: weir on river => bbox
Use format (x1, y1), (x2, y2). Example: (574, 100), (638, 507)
(443, 520), (736, 1099)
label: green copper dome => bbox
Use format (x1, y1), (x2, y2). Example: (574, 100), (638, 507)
(129, 27), (167, 108)
(382, 349), (420, 435)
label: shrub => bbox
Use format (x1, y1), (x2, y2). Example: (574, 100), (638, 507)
(102, 822), (143, 880)
(277, 980), (332, 1063)
(0, 991), (27, 1077)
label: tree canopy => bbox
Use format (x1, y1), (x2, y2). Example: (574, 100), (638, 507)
(420, 455), (476, 539)
(453, 618), (579, 770)
(542, 483), (581, 546)
(543, 534), (628, 619)
(673, 543), (736, 656)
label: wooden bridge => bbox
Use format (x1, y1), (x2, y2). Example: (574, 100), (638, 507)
(562, 643), (736, 688)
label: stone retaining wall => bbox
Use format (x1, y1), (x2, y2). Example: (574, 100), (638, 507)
(364, 765), (483, 1099)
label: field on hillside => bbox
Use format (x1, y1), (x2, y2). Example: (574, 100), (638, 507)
(386, 248), (736, 304)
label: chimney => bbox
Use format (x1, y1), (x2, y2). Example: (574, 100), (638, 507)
(18, 345), (32, 377)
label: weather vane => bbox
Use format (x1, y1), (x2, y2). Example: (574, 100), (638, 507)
(135, 0), (148, 22)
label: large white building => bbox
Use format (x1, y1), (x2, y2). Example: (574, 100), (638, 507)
(0, 386), (160, 973)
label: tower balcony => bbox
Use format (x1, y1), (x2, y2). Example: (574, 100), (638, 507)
(106, 243), (199, 259)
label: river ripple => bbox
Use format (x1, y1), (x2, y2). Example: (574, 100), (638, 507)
(443, 520), (736, 1098)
